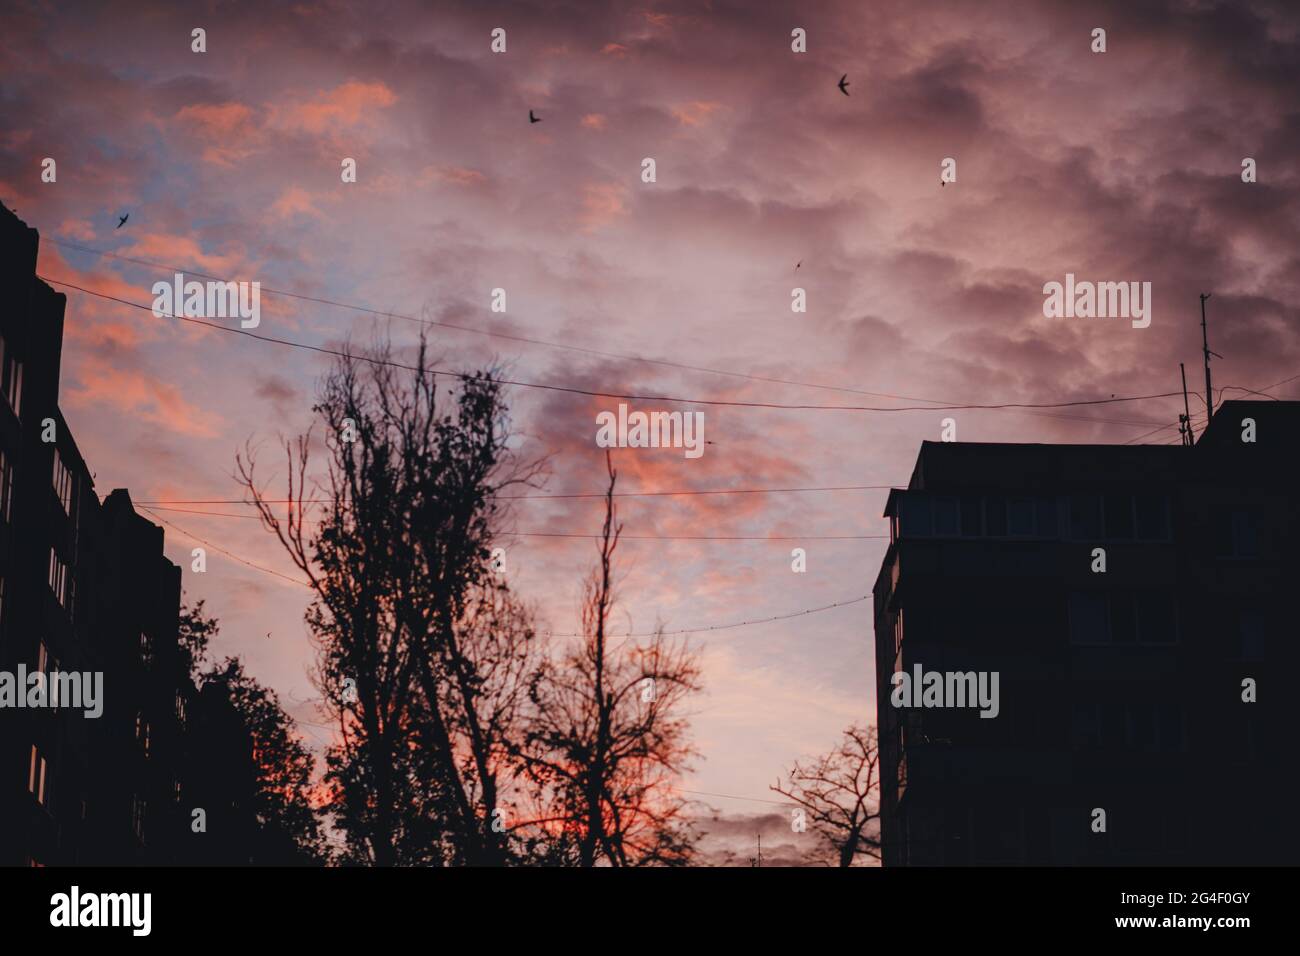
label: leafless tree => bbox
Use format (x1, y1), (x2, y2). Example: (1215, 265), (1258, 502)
(519, 451), (702, 866)
(772, 723), (881, 867)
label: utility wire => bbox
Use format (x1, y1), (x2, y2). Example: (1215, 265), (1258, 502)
(133, 484), (900, 505)
(137, 506), (311, 588)
(43, 237), (1166, 428)
(43, 275), (1188, 413)
(1121, 372), (1299, 445)
(543, 594), (870, 639)
(141, 499), (874, 633)
(138, 504), (888, 539)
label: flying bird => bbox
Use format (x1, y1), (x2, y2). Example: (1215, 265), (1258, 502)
(116, 214), (129, 229)
(529, 109), (541, 124)
(795, 261), (802, 271)
(837, 74), (850, 96)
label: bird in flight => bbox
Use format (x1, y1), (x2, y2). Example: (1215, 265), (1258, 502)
(837, 74), (850, 96)
(529, 109), (541, 124)
(795, 261), (802, 271)
(116, 214), (129, 229)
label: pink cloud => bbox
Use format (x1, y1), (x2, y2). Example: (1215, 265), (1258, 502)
(670, 101), (722, 127)
(273, 80), (397, 136)
(579, 181), (629, 231)
(270, 185), (327, 221)
(174, 102), (262, 166)
(64, 357), (223, 438)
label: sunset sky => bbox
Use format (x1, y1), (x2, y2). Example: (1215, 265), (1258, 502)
(3, 0), (1298, 863)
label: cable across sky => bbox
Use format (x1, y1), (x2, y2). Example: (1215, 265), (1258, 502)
(43, 275), (1188, 414)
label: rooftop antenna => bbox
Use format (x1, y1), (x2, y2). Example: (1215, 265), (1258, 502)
(1179, 363), (1195, 445)
(1200, 293), (1222, 423)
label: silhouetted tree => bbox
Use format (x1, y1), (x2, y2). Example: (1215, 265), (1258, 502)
(177, 597), (219, 681)
(206, 657), (329, 864)
(177, 602), (328, 864)
(237, 334), (544, 865)
(771, 723), (881, 866)
(520, 451), (702, 866)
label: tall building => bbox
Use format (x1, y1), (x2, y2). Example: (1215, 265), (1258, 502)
(872, 401), (1295, 865)
(0, 206), (258, 865)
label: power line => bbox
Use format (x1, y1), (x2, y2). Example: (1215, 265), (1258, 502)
(507, 531), (885, 541)
(133, 483), (900, 505)
(674, 788), (794, 808)
(543, 594), (870, 638)
(43, 237), (1166, 428)
(137, 506), (311, 588)
(43, 275), (1189, 414)
(1121, 372), (1300, 445)
(141, 502), (873, 635)
(137, 504), (888, 539)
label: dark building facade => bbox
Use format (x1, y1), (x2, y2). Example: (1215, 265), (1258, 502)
(873, 401), (1296, 865)
(0, 206), (259, 865)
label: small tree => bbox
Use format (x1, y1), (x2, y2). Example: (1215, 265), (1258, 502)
(207, 656), (329, 864)
(177, 602), (327, 864)
(520, 451), (702, 866)
(772, 723), (881, 866)
(177, 598), (219, 681)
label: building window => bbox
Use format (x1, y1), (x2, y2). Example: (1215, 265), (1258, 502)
(47, 548), (69, 607)
(932, 497), (959, 535)
(135, 712), (151, 757)
(28, 744), (48, 807)
(1069, 591), (1177, 645)
(898, 493), (1067, 540)
(0, 335), (22, 419)
(1236, 610), (1267, 660)
(1103, 494), (1135, 539)
(131, 795), (147, 843)
(0, 447), (12, 524)
(985, 496), (1007, 535)
(36, 641), (59, 711)
(1218, 510), (1261, 558)
(1069, 495), (1102, 539)
(898, 495), (932, 537)
(52, 448), (74, 516)
(1134, 494), (1168, 540)
(1068, 592), (1109, 644)
(175, 691), (187, 726)
(1008, 497), (1036, 536)
(1072, 494), (1170, 542)
(140, 631), (152, 667)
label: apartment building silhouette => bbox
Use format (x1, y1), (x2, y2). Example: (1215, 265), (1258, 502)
(0, 206), (259, 865)
(873, 401), (1295, 865)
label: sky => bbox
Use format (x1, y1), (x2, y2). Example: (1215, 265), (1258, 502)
(2, 0), (1298, 864)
